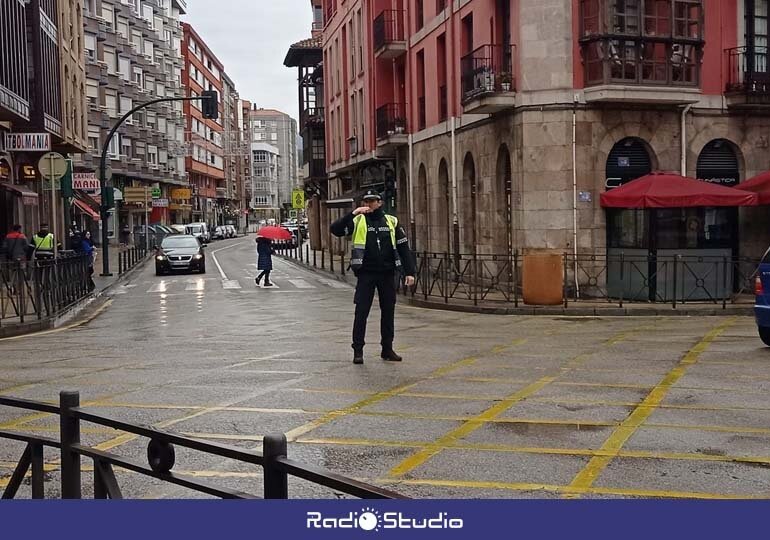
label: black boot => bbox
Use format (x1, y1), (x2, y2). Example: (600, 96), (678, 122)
(353, 349), (364, 365)
(381, 349), (403, 362)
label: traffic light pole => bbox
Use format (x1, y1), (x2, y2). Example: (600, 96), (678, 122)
(99, 95), (215, 276)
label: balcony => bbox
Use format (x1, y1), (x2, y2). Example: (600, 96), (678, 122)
(300, 106), (325, 127)
(376, 103), (408, 150)
(579, 0), (703, 104)
(373, 10), (406, 60)
(726, 46), (770, 107)
(460, 45), (516, 114)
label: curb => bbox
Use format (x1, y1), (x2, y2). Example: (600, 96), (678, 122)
(0, 255), (151, 339)
(278, 255), (754, 318)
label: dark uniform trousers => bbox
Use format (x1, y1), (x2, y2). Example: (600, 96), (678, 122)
(353, 270), (398, 352)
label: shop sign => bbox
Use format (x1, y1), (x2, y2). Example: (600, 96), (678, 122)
(73, 173), (100, 191)
(4, 133), (50, 152)
(170, 188), (192, 200)
(151, 187), (162, 199)
(617, 157), (630, 167)
(123, 186), (151, 203)
(152, 198), (169, 208)
(21, 165), (37, 181)
(0, 158), (10, 180)
(578, 191), (592, 203)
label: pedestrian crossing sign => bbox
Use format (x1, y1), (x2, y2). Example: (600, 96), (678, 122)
(292, 189), (305, 209)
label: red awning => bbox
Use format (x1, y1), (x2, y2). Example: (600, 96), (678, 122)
(72, 198), (101, 221)
(600, 172), (758, 209)
(737, 171), (770, 204)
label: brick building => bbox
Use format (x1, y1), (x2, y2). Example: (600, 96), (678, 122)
(181, 22), (225, 228)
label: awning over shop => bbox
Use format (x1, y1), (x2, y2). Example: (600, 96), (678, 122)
(72, 198), (100, 220)
(737, 172), (770, 204)
(0, 182), (39, 205)
(600, 172), (758, 209)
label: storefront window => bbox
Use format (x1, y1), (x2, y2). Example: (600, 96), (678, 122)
(607, 209), (648, 248)
(656, 208), (735, 249)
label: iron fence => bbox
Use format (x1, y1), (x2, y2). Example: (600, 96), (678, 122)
(0, 392), (404, 500)
(279, 246), (759, 311)
(565, 252), (758, 309)
(0, 254), (91, 327)
(118, 244), (149, 276)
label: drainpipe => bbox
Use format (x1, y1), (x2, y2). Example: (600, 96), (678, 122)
(408, 133), (415, 242)
(572, 94), (580, 298)
(680, 104), (693, 176)
(451, 116), (458, 237)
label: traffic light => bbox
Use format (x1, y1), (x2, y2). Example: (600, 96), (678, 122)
(201, 90), (219, 120)
(102, 185), (114, 209)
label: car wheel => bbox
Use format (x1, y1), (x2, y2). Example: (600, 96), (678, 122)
(759, 327), (770, 347)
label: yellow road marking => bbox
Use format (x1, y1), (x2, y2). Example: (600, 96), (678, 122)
(0, 298), (112, 342)
(284, 337), (530, 442)
(388, 376), (558, 477)
(566, 318), (736, 494)
(380, 478), (770, 500)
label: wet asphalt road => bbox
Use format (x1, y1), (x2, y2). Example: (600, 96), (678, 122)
(1, 235), (770, 499)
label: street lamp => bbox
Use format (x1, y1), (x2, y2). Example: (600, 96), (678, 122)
(99, 91), (219, 276)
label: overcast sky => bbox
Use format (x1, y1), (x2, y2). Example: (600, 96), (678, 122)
(182, 0), (312, 123)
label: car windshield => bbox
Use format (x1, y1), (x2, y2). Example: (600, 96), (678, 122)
(188, 226), (202, 234)
(161, 237), (199, 249)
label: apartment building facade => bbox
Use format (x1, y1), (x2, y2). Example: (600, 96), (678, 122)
(248, 108), (299, 221)
(221, 73), (248, 227)
(322, 0), (770, 272)
(182, 22), (225, 228)
(0, 0), (87, 239)
(73, 0), (188, 241)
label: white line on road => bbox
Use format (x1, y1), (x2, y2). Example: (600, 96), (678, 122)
(210, 240), (250, 281)
(148, 280), (176, 293)
(288, 279), (315, 289)
(222, 280), (242, 290)
(185, 279), (205, 291)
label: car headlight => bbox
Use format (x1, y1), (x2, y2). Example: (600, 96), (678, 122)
(156, 255), (166, 261)
(193, 254), (203, 260)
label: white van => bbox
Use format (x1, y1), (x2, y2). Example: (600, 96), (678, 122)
(185, 222), (210, 243)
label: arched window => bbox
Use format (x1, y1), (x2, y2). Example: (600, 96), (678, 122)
(435, 158), (450, 253)
(461, 152), (476, 254)
(495, 145), (512, 256)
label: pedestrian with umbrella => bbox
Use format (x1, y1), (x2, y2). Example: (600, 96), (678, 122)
(253, 225), (291, 287)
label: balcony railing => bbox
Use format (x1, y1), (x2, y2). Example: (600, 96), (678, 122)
(300, 106), (325, 127)
(726, 46), (770, 95)
(376, 103), (407, 140)
(460, 44), (515, 103)
(582, 38), (701, 87)
(373, 10), (405, 51)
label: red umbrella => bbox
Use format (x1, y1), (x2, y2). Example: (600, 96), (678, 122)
(600, 172), (758, 208)
(256, 225), (293, 241)
(737, 171), (770, 204)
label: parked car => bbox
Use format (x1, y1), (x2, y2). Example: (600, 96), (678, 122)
(153, 224), (177, 236)
(212, 226), (227, 240)
(755, 248), (770, 345)
(155, 235), (206, 275)
(133, 225), (167, 247)
(185, 222), (210, 243)
(225, 225), (236, 238)
(170, 224), (187, 234)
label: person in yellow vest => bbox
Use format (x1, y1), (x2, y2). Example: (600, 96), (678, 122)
(31, 224), (58, 260)
(330, 190), (416, 365)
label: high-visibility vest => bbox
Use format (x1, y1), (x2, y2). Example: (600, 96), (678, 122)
(33, 234), (55, 251)
(350, 214), (401, 273)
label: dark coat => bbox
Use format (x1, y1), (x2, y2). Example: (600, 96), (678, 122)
(256, 239), (273, 271)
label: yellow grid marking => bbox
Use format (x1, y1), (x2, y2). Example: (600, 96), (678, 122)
(565, 318), (736, 495)
(380, 478), (770, 500)
(283, 337), (531, 442)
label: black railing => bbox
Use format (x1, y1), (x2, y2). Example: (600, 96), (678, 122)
(373, 9), (405, 52)
(460, 44), (516, 102)
(376, 103), (408, 140)
(564, 252), (757, 309)
(0, 391), (404, 500)
(278, 247), (758, 311)
(117, 244), (149, 276)
(726, 46), (770, 95)
(0, 255), (91, 327)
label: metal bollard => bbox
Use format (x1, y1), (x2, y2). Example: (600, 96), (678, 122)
(341, 253), (345, 276)
(321, 249), (325, 270)
(263, 434), (288, 499)
(60, 391), (82, 499)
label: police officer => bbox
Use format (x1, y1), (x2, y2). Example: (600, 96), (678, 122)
(331, 190), (416, 365)
(31, 223), (58, 260)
